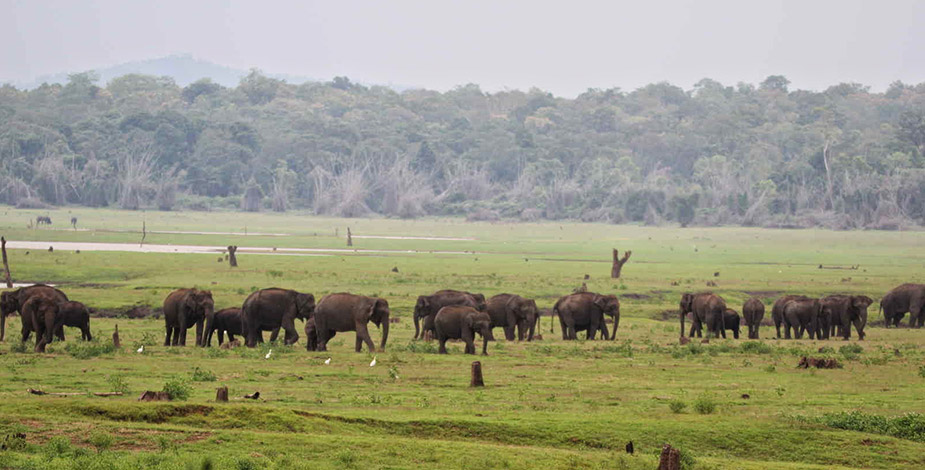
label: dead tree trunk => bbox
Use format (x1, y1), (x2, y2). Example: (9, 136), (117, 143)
(1, 237), (12, 288)
(658, 444), (681, 470)
(216, 386), (229, 402)
(112, 324), (120, 348)
(346, 227), (353, 247)
(610, 249), (632, 279)
(227, 246), (238, 267)
(470, 361), (484, 387)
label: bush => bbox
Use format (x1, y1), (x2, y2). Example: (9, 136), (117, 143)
(190, 367), (217, 382)
(88, 431), (114, 453)
(817, 411), (925, 442)
(162, 377), (192, 401)
(669, 400), (687, 414)
(65, 340), (117, 359)
(107, 374), (130, 394)
(693, 395), (716, 415)
(9, 342), (27, 354)
(739, 341), (773, 354)
(919, 365), (925, 378)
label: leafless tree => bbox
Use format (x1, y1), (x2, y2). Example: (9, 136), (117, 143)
(115, 141), (158, 210)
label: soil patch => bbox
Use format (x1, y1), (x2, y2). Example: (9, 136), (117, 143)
(621, 293), (651, 300)
(743, 290), (783, 299)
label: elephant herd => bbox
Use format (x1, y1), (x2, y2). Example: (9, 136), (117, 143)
(2, 282), (923, 354)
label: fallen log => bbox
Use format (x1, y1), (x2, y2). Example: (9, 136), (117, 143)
(28, 388), (123, 397)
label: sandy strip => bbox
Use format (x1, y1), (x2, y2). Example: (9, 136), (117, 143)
(351, 235), (475, 241)
(5, 240), (474, 256)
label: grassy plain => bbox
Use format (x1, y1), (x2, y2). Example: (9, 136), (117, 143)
(0, 206), (923, 469)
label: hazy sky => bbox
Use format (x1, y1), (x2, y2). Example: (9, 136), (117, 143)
(2, 0), (924, 96)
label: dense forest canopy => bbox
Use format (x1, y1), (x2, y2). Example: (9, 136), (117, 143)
(1, 70), (924, 229)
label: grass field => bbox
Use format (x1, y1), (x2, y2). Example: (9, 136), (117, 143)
(0, 206), (924, 469)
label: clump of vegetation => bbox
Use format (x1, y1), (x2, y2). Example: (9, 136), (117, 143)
(669, 400), (687, 414)
(162, 377), (193, 401)
(107, 374), (130, 394)
(693, 394), (717, 415)
(919, 365), (925, 378)
(9, 341), (28, 354)
(88, 431), (114, 453)
(839, 344), (864, 360)
(816, 411), (925, 442)
(65, 340), (117, 359)
(740, 341), (774, 354)
(190, 367), (217, 382)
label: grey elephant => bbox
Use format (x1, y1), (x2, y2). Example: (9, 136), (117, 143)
(413, 289), (484, 340)
(486, 293), (539, 341)
(679, 292), (726, 338)
(742, 297), (765, 339)
(242, 288), (315, 347)
(163, 288), (214, 346)
(554, 292), (620, 340)
(304, 317), (337, 351)
(204, 307), (243, 346)
(880, 283), (925, 328)
(311, 293), (390, 352)
(782, 297), (822, 339)
(723, 308), (741, 339)
(434, 306), (491, 355)
(771, 295), (811, 339)
(1, 284), (67, 342)
(823, 295), (873, 340)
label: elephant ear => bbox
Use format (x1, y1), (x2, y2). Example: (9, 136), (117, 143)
(853, 296), (873, 309)
(680, 293), (693, 312)
(184, 292), (199, 310)
(592, 295), (607, 310)
(465, 314), (475, 329)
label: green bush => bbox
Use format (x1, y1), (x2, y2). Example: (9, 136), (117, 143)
(669, 400), (687, 414)
(693, 395), (716, 415)
(162, 377), (193, 401)
(739, 341), (773, 354)
(190, 367), (217, 382)
(839, 344), (864, 360)
(107, 374), (130, 394)
(817, 411), (925, 442)
(918, 365), (925, 378)
(88, 431), (114, 453)
(65, 340), (117, 359)
(9, 341), (28, 353)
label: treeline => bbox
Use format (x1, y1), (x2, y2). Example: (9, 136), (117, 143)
(1, 71), (924, 229)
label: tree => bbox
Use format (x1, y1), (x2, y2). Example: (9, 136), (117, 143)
(760, 75), (790, 92)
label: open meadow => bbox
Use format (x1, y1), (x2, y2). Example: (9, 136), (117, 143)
(0, 207), (924, 470)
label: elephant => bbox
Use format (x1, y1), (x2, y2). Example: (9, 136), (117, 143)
(880, 283), (925, 328)
(304, 317), (337, 351)
(742, 297), (765, 339)
(486, 293), (539, 341)
(163, 288), (214, 347)
(434, 306), (492, 355)
(723, 309), (741, 339)
(679, 292), (726, 338)
(554, 292), (620, 340)
(204, 307), (243, 346)
(823, 294), (874, 340)
(413, 290), (484, 340)
(24, 298), (92, 352)
(782, 297), (822, 339)
(310, 293), (390, 352)
(771, 295), (811, 338)
(1, 284), (67, 342)
(242, 288), (315, 347)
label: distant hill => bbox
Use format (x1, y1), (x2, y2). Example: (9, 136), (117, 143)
(13, 54), (319, 89)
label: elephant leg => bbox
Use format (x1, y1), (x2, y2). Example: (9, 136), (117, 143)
(172, 327), (181, 346)
(558, 317), (569, 340)
(463, 330), (475, 355)
(356, 322), (376, 353)
(195, 319), (204, 347)
(54, 325), (65, 342)
(269, 327), (280, 342)
(281, 317), (299, 345)
(178, 316), (188, 346)
(164, 325), (172, 346)
(503, 325), (515, 341)
(438, 336), (448, 354)
(733, 327), (739, 340)
(217, 329), (224, 345)
(82, 325), (92, 341)
(852, 316), (865, 340)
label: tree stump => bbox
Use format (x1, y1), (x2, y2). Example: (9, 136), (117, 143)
(658, 444), (681, 470)
(216, 386), (229, 402)
(112, 325), (120, 348)
(1, 236), (12, 289)
(470, 361), (485, 387)
(347, 227), (353, 247)
(227, 246), (238, 267)
(139, 391), (170, 401)
(610, 249), (632, 279)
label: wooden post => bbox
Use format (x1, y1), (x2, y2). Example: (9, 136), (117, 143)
(216, 386), (229, 402)
(346, 227), (353, 247)
(611, 249), (632, 279)
(112, 324), (120, 348)
(658, 444), (681, 470)
(1, 236), (12, 288)
(228, 246), (238, 267)
(140, 219), (146, 247)
(470, 361), (484, 387)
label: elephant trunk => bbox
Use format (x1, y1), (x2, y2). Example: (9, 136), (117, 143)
(413, 312), (421, 340)
(680, 310), (686, 338)
(610, 314), (618, 340)
(203, 310), (216, 347)
(527, 313), (536, 341)
(380, 313), (390, 351)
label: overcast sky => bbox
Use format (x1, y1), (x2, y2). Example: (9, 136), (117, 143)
(2, 0), (924, 96)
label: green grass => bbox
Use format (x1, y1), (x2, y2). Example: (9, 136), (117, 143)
(0, 206), (924, 469)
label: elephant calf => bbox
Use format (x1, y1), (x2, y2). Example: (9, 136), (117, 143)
(772, 295), (811, 339)
(823, 294), (873, 340)
(434, 306), (491, 355)
(23, 298), (91, 352)
(723, 309), (741, 339)
(742, 297), (765, 339)
(782, 297), (822, 339)
(163, 288), (214, 347)
(205, 307), (243, 347)
(304, 317), (337, 351)
(486, 293), (540, 341)
(679, 292), (726, 338)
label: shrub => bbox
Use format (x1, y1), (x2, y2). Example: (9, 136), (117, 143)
(739, 341), (773, 354)
(669, 400), (687, 414)
(693, 395), (716, 415)
(190, 367), (217, 382)
(107, 374), (130, 394)
(9, 342), (27, 354)
(88, 431), (114, 453)
(162, 377), (192, 401)
(65, 340), (116, 359)
(840, 344), (864, 360)
(817, 411), (925, 442)
(918, 365), (925, 378)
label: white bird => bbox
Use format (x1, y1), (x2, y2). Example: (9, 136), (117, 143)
(136, 345), (144, 353)
(265, 349), (272, 359)
(369, 356), (377, 367)
(324, 357), (331, 365)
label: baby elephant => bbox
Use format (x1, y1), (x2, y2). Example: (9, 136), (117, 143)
(434, 306), (492, 355)
(723, 308), (741, 339)
(24, 298), (92, 352)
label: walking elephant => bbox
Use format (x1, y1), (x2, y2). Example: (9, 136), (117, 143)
(742, 297), (765, 339)
(880, 284), (925, 328)
(304, 317), (337, 351)
(771, 295), (811, 339)
(823, 294), (873, 340)
(554, 292), (620, 340)
(204, 307), (243, 346)
(434, 306), (492, 355)
(782, 297), (822, 339)
(242, 288), (314, 347)
(679, 292), (726, 338)
(163, 288), (214, 346)
(311, 293), (390, 352)
(1, 284), (67, 342)
(413, 289), (484, 340)
(24, 298), (92, 352)
(723, 309), (742, 339)
(486, 293), (539, 341)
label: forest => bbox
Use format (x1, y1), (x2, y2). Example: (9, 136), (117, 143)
(1, 71), (924, 229)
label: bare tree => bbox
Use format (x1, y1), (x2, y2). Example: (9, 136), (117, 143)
(380, 156), (433, 218)
(115, 142), (158, 210)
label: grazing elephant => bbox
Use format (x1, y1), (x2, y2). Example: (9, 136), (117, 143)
(771, 295), (810, 339)
(486, 293), (539, 341)
(242, 288), (314, 347)
(723, 309), (741, 339)
(204, 307), (243, 346)
(679, 292), (726, 338)
(163, 288), (214, 347)
(304, 317), (337, 351)
(1, 284), (67, 342)
(823, 295), (874, 340)
(25, 299), (92, 352)
(880, 284), (925, 328)
(311, 293), (390, 352)
(743, 297), (765, 339)
(434, 306), (491, 355)
(782, 297), (822, 339)
(554, 292), (620, 340)
(413, 290), (484, 340)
